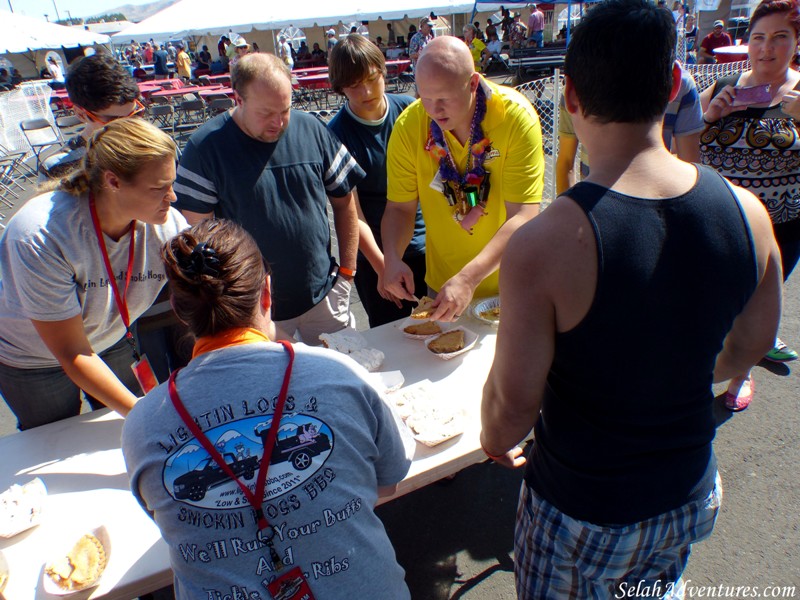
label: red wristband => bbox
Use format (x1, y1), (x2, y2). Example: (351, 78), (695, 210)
(339, 266), (356, 278)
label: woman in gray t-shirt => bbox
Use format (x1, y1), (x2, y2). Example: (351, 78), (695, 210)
(0, 118), (187, 430)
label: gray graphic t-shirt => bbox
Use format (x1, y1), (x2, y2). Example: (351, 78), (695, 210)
(0, 191), (187, 368)
(122, 342), (412, 600)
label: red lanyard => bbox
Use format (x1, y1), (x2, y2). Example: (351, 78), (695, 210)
(168, 340), (295, 531)
(88, 194), (139, 360)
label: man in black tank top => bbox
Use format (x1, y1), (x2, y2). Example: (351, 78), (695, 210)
(480, 1), (783, 598)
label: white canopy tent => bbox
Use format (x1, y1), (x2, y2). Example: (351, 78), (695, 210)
(111, 0), (507, 42)
(0, 12), (110, 54)
(0, 11), (110, 79)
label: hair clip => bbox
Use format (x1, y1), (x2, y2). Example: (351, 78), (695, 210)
(181, 242), (220, 278)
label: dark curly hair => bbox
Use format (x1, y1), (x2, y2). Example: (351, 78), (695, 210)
(66, 53), (140, 112)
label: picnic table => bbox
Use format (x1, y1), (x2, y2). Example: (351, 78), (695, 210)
(0, 315), (505, 598)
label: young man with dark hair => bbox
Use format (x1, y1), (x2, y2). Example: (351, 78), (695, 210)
(327, 34), (426, 328)
(480, 0), (782, 597)
(40, 53), (143, 179)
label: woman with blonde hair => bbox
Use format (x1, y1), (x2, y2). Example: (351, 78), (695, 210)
(0, 118), (187, 430)
(122, 219), (411, 600)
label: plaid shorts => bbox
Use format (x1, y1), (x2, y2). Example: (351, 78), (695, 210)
(514, 473), (722, 600)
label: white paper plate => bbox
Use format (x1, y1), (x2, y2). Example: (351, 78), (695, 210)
(425, 327), (478, 360)
(406, 410), (466, 447)
(0, 477), (46, 538)
(366, 370), (405, 393)
(398, 317), (445, 340)
(391, 381), (465, 446)
(43, 525), (111, 595)
(472, 296), (500, 327)
(0, 549), (8, 594)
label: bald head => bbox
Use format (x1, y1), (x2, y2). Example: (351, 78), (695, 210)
(416, 36), (475, 85)
(232, 52), (291, 96)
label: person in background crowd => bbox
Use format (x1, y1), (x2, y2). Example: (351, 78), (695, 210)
(375, 35), (385, 48)
(123, 218), (412, 600)
(700, 0), (800, 411)
(463, 24), (487, 71)
(481, 31), (505, 70)
(277, 35), (294, 69)
(230, 37), (250, 69)
(685, 13), (698, 62)
(143, 42), (153, 64)
(527, 3), (545, 47)
(510, 12), (528, 49)
(486, 19), (498, 40)
(383, 36), (544, 321)
(409, 17), (435, 67)
(40, 53), (143, 180)
(175, 43), (192, 80)
(131, 60), (147, 80)
(0, 119), (188, 431)
(252, 41), (261, 53)
(500, 6), (515, 41)
(173, 53), (363, 342)
(481, 1), (781, 597)
(218, 35), (231, 71)
(196, 45), (212, 71)
(327, 28), (339, 54)
(328, 34), (426, 327)
(311, 42), (327, 64)
(387, 22), (397, 45)
(699, 19), (733, 63)
(45, 56), (65, 88)
(153, 44), (169, 79)
(474, 21), (485, 41)
(296, 40), (311, 61)
(166, 42), (177, 61)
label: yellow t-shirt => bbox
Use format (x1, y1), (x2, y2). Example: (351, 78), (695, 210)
(469, 39), (486, 70)
(387, 78), (544, 298)
(176, 51), (191, 78)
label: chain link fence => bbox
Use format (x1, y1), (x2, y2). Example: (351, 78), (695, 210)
(514, 59), (752, 209)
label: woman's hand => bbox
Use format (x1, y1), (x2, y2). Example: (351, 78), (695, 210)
(781, 90), (800, 120)
(703, 85), (747, 123)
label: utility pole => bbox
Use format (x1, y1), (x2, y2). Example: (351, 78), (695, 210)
(6, 0), (13, 12)
(44, 13), (49, 21)
(51, 0), (61, 22)
(66, 9), (72, 23)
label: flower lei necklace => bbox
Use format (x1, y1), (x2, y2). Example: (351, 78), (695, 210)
(426, 84), (492, 233)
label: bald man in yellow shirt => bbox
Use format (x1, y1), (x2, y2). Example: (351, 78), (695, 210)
(382, 36), (544, 321)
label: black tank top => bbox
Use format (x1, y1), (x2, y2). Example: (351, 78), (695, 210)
(524, 165), (758, 525)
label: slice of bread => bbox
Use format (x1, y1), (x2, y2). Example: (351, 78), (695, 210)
(428, 330), (465, 354)
(403, 321), (442, 335)
(410, 296), (436, 319)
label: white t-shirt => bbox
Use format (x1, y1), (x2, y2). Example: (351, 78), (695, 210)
(0, 191), (187, 368)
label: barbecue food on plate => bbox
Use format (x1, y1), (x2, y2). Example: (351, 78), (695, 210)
(403, 321), (442, 336)
(45, 533), (107, 591)
(428, 330), (465, 354)
(410, 296), (436, 319)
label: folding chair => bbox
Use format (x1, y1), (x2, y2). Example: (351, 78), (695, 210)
(207, 97), (234, 116)
(308, 109), (339, 125)
(147, 104), (175, 135)
(19, 118), (64, 171)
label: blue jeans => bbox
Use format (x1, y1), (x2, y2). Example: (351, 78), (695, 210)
(0, 337), (140, 431)
(529, 30), (544, 48)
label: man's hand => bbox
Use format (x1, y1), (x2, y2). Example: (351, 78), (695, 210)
(429, 272), (477, 322)
(486, 446), (527, 469)
(377, 269), (403, 308)
(383, 258), (417, 302)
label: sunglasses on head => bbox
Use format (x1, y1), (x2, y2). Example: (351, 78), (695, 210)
(84, 98), (146, 124)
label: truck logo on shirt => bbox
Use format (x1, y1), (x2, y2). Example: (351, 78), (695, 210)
(163, 414), (334, 509)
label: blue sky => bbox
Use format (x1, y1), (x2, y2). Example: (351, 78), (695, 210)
(2, 0), (153, 20)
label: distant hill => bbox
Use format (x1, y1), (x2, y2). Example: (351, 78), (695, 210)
(89, 0), (180, 23)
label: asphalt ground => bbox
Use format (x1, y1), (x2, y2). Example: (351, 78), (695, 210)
(1, 166), (798, 599)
